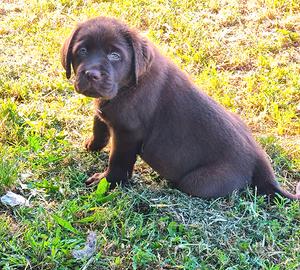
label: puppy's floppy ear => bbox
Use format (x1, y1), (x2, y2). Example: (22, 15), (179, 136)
(61, 28), (80, 79)
(126, 30), (154, 85)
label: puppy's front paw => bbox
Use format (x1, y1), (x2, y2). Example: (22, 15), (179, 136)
(85, 171), (127, 189)
(85, 172), (107, 186)
(84, 136), (105, 152)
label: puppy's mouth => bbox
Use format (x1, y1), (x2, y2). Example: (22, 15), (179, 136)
(75, 72), (118, 100)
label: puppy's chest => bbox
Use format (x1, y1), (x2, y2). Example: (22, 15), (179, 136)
(96, 104), (142, 132)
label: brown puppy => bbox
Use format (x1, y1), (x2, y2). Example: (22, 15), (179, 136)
(61, 17), (300, 200)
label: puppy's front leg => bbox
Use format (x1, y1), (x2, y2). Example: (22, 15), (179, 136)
(85, 115), (110, 151)
(85, 134), (139, 187)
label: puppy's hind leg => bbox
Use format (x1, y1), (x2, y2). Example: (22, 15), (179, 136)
(175, 164), (250, 199)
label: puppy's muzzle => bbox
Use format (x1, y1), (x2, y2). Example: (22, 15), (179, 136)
(75, 67), (116, 99)
(85, 69), (102, 81)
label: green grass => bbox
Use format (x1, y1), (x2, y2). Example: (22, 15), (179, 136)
(0, 0), (299, 269)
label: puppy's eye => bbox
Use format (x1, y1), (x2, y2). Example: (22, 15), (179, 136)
(78, 48), (88, 56)
(107, 52), (121, 61)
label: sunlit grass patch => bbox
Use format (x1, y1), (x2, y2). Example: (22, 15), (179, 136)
(0, 149), (18, 193)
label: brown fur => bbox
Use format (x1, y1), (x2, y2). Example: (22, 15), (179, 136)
(61, 17), (300, 200)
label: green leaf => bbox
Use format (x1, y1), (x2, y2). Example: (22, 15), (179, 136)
(76, 214), (97, 224)
(95, 192), (119, 204)
(93, 177), (110, 199)
(53, 214), (77, 234)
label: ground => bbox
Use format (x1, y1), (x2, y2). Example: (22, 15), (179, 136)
(0, 0), (299, 269)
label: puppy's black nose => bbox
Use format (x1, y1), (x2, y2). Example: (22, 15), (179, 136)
(85, 69), (101, 81)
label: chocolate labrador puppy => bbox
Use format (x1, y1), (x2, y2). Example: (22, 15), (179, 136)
(61, 17), (299, 200)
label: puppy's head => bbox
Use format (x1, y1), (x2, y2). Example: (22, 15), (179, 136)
(61, 17), (154, 99)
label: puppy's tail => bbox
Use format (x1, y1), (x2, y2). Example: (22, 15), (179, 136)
(252, 156), (300, 200)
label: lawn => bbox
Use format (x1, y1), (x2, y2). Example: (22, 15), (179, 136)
(0, 0), (299, 269)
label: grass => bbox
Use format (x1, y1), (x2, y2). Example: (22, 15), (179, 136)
(0, 0), (299, 269)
